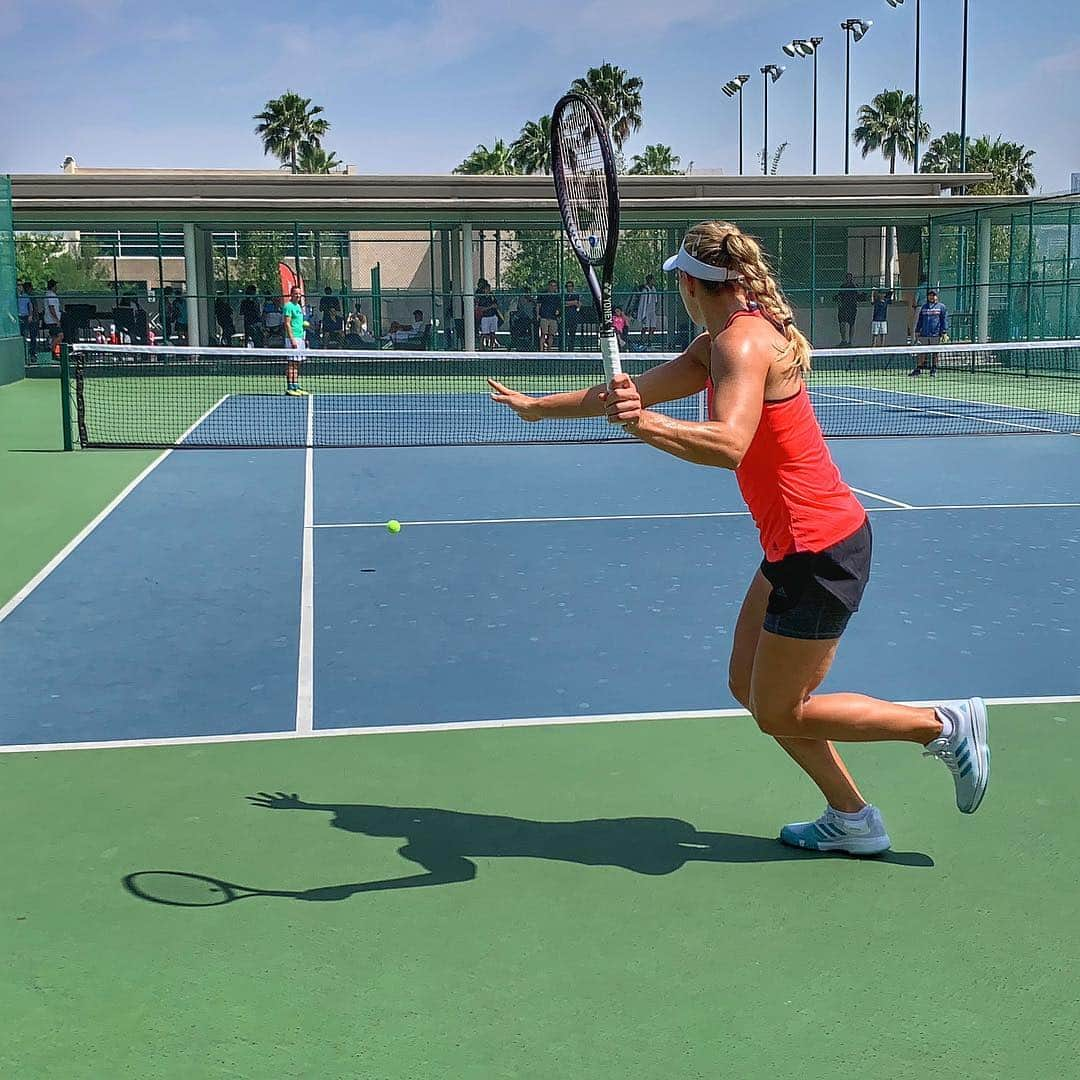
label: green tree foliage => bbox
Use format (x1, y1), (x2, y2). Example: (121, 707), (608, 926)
(15, 234), (111, 292)
(453, 139), (521, 175)
(510, 116), (552, 175)
(853, 89), (931, 173)
(293, 145), (344, 174)
(628, 145), (683, 176)
(503, 229), (671, 298)
(220, 232), (291, 297)
(254, 92), (330, 173)
(922, 132), (1037, 195)
(570, 63), (644, 151)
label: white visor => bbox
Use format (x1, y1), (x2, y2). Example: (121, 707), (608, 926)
(662, 245), (742, 283)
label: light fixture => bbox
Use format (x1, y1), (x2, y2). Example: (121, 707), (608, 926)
(841, 17), (873, 41)
(840, 20), (874, 173)
(782, 37), (825, 174)
(760, 65), (786, 175)
(722, 75), (751, 174)
(722, 74), (750, 98)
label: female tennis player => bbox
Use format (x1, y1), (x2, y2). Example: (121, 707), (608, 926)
(490, 221), (989, 854)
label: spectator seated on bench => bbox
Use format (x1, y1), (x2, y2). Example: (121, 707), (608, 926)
(386, 309), (431, 350)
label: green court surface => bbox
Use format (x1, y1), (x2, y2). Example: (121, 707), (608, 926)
(3, 709), (1079, 1080)
(0, 378), (154, 603)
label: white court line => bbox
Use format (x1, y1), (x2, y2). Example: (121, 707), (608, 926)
(295, 394), (315, 734)
(812, 388), (1063, 434)
(2, 696), (1078, 755)
(312, 502), (1080, 530)
(821, 379), (1080, 419)
(849, 486), (914, 509)
(0, 396), (231, 626)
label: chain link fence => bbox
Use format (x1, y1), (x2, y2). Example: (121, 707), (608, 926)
(13, 198), (1079, 358)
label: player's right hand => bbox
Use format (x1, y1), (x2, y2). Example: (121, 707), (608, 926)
(488, 379), (543, 421)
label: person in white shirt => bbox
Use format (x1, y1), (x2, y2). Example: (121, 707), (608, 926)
(17, 281), (37, 354)
(387, 309), (428, 346)
(636, 273), (660, 348)
(43, 279), (63, 354)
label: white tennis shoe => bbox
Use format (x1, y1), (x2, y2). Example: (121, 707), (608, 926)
(779, 805), (891, 856)
(923, 697), (991, 814)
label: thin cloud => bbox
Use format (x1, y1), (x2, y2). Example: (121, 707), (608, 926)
(1039, 43), (1080, 74)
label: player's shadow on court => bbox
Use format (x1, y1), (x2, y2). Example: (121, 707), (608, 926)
(123, 792), (933, 907)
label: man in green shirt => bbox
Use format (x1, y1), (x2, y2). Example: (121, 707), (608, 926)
(282, 285), (308, 395)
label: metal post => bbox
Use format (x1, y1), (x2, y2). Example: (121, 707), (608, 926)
(844, 31), (852, 175)
(738, 91), (744, 175)
(1026, 200), (1035, 340)
(976, 210), (991, 341)
(182, 222), (199, 345)
(810, 219), (817, 342)
(428, 224), (437, 345)
(762, 71), (769, 176)
(59, 342), (73, 451)
(959, 0), (969, 183)
(812, 50), (819, 176)
(913, 0), (922, 173)
(1066, 207), (1074, 337)
(461, 222), (476, 352)
(156, 222), (165, 341)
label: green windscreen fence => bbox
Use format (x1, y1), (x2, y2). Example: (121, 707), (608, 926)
(0, 177), (17, 338)
(0, 175), (23, 385)
(929, 194), (1080, 345)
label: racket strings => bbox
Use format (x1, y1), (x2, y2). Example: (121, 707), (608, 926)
(555, 99), (611, 263)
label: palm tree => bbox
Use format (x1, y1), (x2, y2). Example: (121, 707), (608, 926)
(971, 136), (1037, 195)
(852, 89), (930, 173)
(292, 145), (343, 174)
(254, 92), (330, 173)
(1000, 141), (1037, 195)
(628, 144), (683, 175)
(921, 132), (968, 174)
(756, 142), (789, 177)
(510, 116), (552, 175)
(570, 63), (644, 151)
(452, 140), (521, 175)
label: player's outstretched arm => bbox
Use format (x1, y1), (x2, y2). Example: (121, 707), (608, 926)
(488, 332), (711, 422)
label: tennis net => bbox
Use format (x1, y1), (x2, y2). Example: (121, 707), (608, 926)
(69, 340), (1080, 449)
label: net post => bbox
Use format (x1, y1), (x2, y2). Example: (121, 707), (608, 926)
(59, 343), (73, 451)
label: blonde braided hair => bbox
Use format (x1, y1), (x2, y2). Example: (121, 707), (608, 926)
(682, 221), (812, 374)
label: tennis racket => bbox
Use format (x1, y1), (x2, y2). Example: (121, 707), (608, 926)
(123, 870), (294, 907)
(550, 91), (622, 383)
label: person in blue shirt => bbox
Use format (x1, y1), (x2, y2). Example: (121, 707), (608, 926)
(909, 289), (949, 376)
(870, 288), (892, 347)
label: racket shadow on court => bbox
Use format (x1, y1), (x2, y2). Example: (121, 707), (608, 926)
(122, 792), (932, 907)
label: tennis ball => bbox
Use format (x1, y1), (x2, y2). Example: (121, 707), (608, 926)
(386, 519), (402, 534)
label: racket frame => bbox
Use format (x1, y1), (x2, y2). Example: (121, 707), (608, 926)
(550, 91), (623, 382)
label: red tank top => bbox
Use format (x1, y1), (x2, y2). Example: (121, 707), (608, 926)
(708, 309), (866, 561)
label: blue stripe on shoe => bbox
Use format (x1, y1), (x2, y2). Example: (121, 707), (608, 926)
(959, 763), (972, 778)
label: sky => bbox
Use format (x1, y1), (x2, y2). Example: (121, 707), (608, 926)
(1, 0), (1078, 191)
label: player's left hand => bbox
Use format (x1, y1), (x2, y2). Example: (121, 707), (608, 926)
(248, 791), (306, 810)
(600, 372), (642, 427)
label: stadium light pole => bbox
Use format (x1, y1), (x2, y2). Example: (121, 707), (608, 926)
(840, 19), (873, 174)
(782, 37), (824, 175)
(722, 75), (751, 175)
(960, 0), (970, 180)
(760, 64), (786, 176)
(885, 0), (922, 173)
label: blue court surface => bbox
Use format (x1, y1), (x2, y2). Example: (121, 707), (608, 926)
(1, 427), (1078, 750)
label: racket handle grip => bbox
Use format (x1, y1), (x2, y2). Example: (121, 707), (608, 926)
(600, 331), (622, 383)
